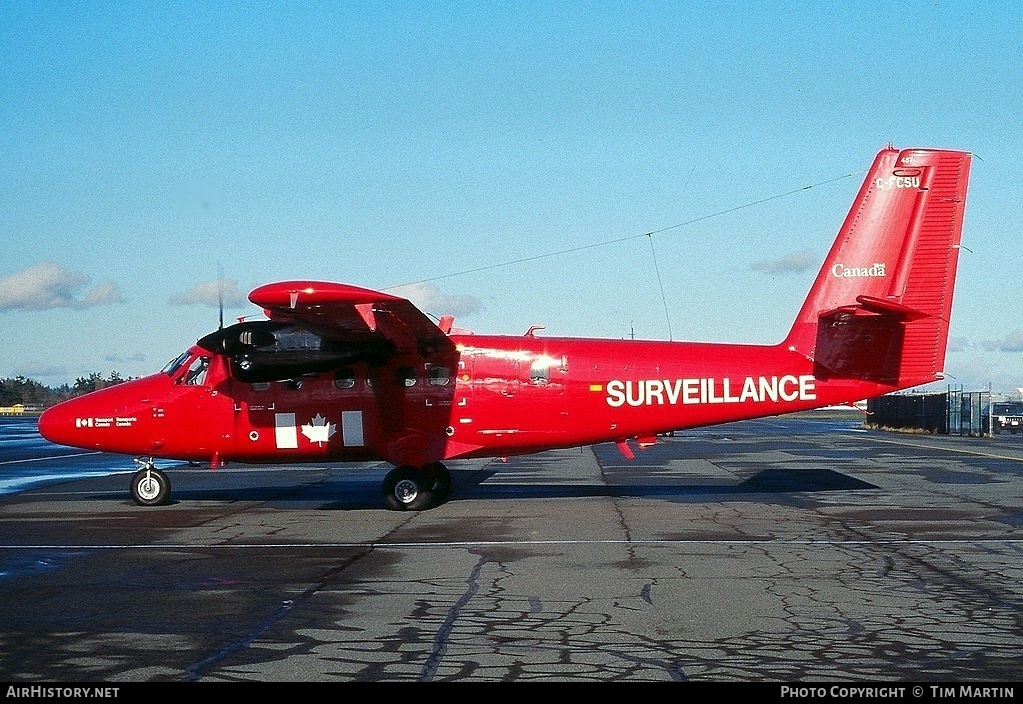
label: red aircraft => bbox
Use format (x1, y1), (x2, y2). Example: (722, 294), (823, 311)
(38, 145), (973, 511)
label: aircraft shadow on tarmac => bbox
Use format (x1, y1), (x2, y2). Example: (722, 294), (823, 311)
(76, 458), (877, 511)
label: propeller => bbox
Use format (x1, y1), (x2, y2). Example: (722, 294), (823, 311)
(217, 261), (225, 331)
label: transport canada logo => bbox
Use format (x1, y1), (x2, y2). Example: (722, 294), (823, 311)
(74, 416), (135, 428)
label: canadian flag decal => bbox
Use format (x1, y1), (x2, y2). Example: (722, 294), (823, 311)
(301, 413), (337, 445)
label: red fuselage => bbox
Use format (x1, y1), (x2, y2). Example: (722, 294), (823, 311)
(38, 333), (885, 469)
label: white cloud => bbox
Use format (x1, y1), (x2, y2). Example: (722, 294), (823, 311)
(982, 329), (1023, 354)
(104, 352), (147, 365)
(750, 248), (817, 275)
(0, 262), (123, 311)
(169, 279), (248, 308)
(387, 281), (483, 318)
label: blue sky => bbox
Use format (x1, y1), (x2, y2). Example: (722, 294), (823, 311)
(2, 1), (1021, 393)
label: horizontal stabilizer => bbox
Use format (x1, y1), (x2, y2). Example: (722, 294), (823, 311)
(855, 295), (929, 320)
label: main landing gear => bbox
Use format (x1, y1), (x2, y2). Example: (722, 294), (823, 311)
(382, 462), (452, 511)
(125, 458), (451, 511)
(131, 457), (171, 506)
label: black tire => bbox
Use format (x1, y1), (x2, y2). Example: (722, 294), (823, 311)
(131, 467), (171, 506)
(424, 462), (452, 503)
(382, 466), (434, 511)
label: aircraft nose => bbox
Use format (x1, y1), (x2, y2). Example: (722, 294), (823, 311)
(38, 401), (81, 447)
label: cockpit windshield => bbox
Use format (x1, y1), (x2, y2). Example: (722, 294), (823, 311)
(162, 351), (191, 377)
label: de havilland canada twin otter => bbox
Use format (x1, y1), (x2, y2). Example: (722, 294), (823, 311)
(39, 145), (973, 510)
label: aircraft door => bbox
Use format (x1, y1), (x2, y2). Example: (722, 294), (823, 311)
(519, 351), (566, 429)
(159, 353), (234, 462)
(225, 377), (275, 459)
(457, 347), (566, 433)
(394, 360), (456, 424)
(465, 349), (522, 406)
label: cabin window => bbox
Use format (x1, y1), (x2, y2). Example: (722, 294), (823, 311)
(250, 382), (270, 392)
(334, 368), (356, 389)
(398, 366), (417, 387)
(183, 356), (210, 386)
(428, 365), (451, 386)
(529, 357), (551, 384)
(529, 354), (566, 384)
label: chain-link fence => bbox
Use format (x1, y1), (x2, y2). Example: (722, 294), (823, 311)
(866, 387), (994, 436)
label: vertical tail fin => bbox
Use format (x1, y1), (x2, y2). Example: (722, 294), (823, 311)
(783, 146), (972, 388)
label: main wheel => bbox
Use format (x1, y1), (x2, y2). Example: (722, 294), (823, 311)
(131, 466), (171, 506)
(382, 466), (434, 511)
(423, 462), (452, 503)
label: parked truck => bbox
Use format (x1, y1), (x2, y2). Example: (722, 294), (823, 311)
(992, 402), (1023, 434)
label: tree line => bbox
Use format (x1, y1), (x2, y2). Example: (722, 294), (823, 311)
(0, 373), (133, 411)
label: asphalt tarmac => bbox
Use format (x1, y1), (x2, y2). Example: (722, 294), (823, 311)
(1, 414), (1021, 684)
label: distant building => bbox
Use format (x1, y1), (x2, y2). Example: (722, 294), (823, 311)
(0, 404), (26, 415)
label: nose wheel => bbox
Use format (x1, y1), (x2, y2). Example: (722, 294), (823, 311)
(131, 458), (171, 506)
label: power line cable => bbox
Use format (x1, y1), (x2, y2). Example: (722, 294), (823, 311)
(389, 169), (864, 290)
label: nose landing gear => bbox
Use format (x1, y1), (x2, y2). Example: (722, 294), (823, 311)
(131, 457), (171, 506)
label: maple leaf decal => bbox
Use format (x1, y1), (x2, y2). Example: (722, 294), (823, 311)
(301, 413), (337, 445)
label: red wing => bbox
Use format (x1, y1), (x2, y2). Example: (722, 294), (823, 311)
(248, 281), (455, 358)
